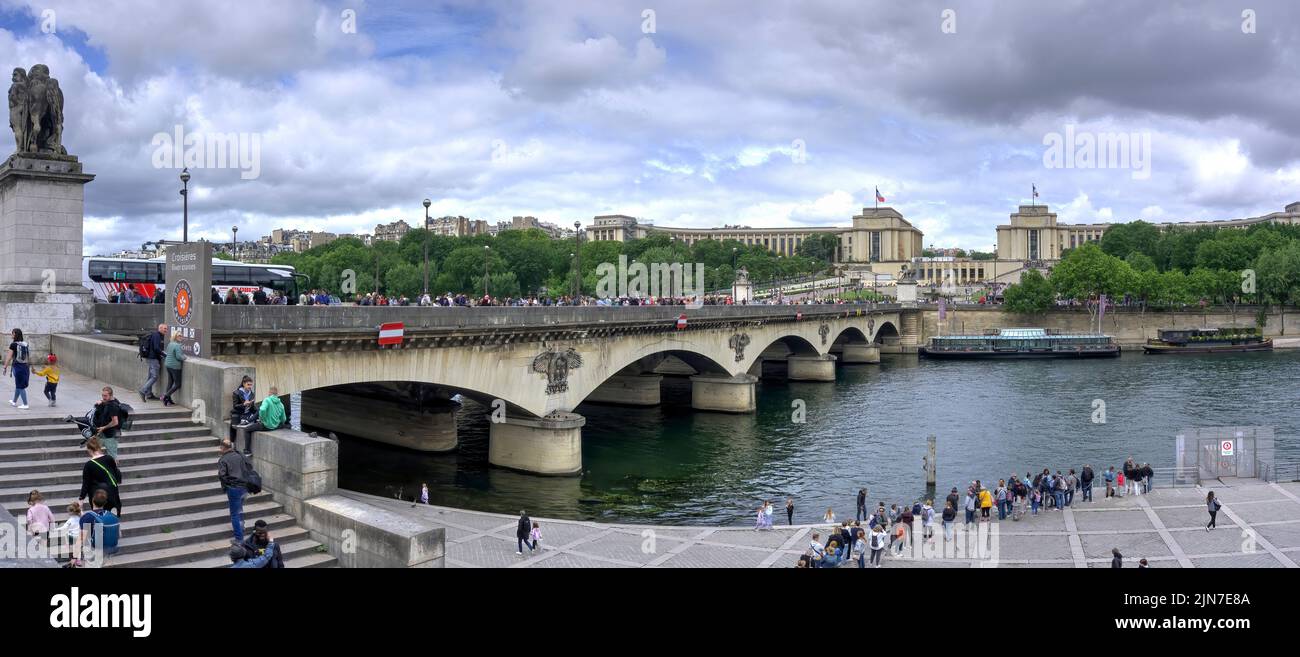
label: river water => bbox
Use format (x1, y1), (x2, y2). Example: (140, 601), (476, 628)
(332, 351), (1300, 526)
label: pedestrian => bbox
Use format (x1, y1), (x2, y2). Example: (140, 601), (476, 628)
(515, 510), (531, 555)
(90, 386), (124, 459)
(240, 519), (285, 568)
(921, 500), (934, 540)
(1081, 464), (1095, 502)
(78, 436), (122, 518)
(138, 323), (166, 403)
(995, 480), (1008, 520)
(1065, 469), (1077, 506)
(754, 503), (766, 530)
(869, 524), (887, 567)
(32, 354), (59, 407)
(1141, 463), (1154, 494)
(244, 385), (285, 456)
(528, 521), (542, 552)
(763, 500), (774, 528)
(856, 487), (867, 522)
(1138, 559), (1148, 569)
(162, 329), (185, 406)
(4, 328), (31, 409)
(1105, 466), (1116, 498)
(217, 438), (251, 542)
(75, 489), (120, 564)
(979, 486), (993, 522)
(61, 501), (82, 546)
(1111, 547), (1123, 568)
(822, 540), (842, 567)
(851, 528), (867, 569)
(229, 375), (257, 447)
(823, 507), (835, 523)
(419, 483), (429, 504)
(941, 501), (956, 541)
(1116, 469), (1126, 497)
(808, 532), (826, 567)
(945, 487), (960, 517)
(963, 488), (976, 525)
(1030, 488), (1041, 515)
(228, 540), (279, 568)
(785, 497), (794, 525)
(25, 490), (55, 538)
(1053, 471), (1067, 510)
(1205, 491), (1221, 530)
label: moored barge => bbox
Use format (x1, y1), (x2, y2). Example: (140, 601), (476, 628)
(1142, 327), (1272, 354)
(919, 328), (1121, 359)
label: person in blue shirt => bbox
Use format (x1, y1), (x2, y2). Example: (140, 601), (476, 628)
(229, 540), (278, 568)
(77, 489), (120, 564)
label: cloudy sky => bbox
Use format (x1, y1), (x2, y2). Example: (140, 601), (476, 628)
(1, 0), (1298, 255)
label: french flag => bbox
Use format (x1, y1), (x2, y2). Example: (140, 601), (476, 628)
(875, 187), (886, 203)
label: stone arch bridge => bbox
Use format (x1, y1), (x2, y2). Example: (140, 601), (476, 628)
(94, 304), (914, 474)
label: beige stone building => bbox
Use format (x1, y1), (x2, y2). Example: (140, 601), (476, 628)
(373, 220), (411, 242)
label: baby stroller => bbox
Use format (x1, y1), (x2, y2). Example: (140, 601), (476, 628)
(64, 412), (98, 445)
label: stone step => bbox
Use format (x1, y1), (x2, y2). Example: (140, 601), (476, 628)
(0, 416), (200, 440)
(0, 432), (216, 462)
(0, 469), (216, 506)
(109, 526), (316, 568)
(283, 552), (339, 568)
(0, 456), (215, 489)
(111, 499), (283, 538)
(0, 445), (217, 476)
(116, 512), (297, 555)
(6, 488), (271, 523)
(0, 407), (192, 429)
(158, 537), (329, 569)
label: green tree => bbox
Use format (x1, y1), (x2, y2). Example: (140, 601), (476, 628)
(1099, 220), (1160, 260)
(1002, 269), (1054, 314)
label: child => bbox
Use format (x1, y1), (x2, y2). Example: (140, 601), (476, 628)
(528, 521), (541, 552)
(26, 490), (55, 537)
(61, 501), (83, 545)
(32, 354), (59, 407)
(1116, 471), (1126, 497)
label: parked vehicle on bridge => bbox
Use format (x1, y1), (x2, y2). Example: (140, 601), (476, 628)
(81, 256), (307, 304)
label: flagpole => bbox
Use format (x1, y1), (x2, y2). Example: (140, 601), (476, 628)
(874, 186), (878, 211)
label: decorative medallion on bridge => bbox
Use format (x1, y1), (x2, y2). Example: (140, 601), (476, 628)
(729, 333), (751, 362)
(532, 348), (583, 395)
(818, 322), (830, 345)
(868, 318), (876, 335)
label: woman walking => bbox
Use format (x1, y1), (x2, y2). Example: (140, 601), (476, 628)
(941, 500), (956, 542)
(162, 329), (186, 406)
(78, 437), (122, 518)
(1206, 491), (1221, 530)
(4, 328), (31, 409)
(785, 497), (794, 525)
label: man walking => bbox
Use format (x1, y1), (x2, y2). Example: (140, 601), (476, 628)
(515, 510), (531, 555)
(138, 323), (166, 403)
(217, 439), (251, 541)
(855, 488), (867, 522)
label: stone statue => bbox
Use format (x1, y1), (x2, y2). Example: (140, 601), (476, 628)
(8, 68), (28, 152)
(734, 266), (749, 285)
(7, 63), (66, 155)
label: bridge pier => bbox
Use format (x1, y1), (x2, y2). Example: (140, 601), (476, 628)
(839, 344), (880, 364)
(689, 373), (757, 413)
(489, 413), (585, 476)
(301, 389), (458, 452)
(787, 354), (837, 381)
(583, 373), (662, 406)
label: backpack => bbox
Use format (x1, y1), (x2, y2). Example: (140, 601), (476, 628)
(912, 502), (922, 516)
(137, 333), (154, 360)
(14, 341), (29, 364)
(241, 454), (263, 494)
(115, 402), (134, 432)
(87, 509), (120, 551)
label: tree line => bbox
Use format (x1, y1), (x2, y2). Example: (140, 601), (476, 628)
(1002, 220), (1300, 315)
(270, 228), (839, 299)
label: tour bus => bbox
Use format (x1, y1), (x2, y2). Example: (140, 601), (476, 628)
(82, 256), (307, 303)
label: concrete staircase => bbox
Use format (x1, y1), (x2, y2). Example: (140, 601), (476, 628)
(0, 406), (336, 568)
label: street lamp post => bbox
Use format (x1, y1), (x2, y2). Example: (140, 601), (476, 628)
(573, 221), (582, 299)
(179, 168), (190, 243)
(231, 226), (238, 260)
(422, 199), (431, 296)
(483, 245), (490, 299)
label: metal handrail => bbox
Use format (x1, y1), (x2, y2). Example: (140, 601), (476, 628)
(1150, 466), (1200, 488)
(1263, 461), (1300, 483)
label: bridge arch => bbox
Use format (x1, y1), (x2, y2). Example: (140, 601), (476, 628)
(873, 321), (900, 345)
(831, 326), (870, 346)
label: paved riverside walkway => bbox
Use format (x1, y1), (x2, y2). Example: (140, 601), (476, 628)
(0, 370), (119, 419)
(340, 484), (1300, 568)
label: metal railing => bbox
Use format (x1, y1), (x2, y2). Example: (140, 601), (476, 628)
(1150, 466), (1200, 489)
(1262, 461), (1300, 483)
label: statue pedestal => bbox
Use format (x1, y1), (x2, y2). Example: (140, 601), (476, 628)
(0, 153), (95, 354)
